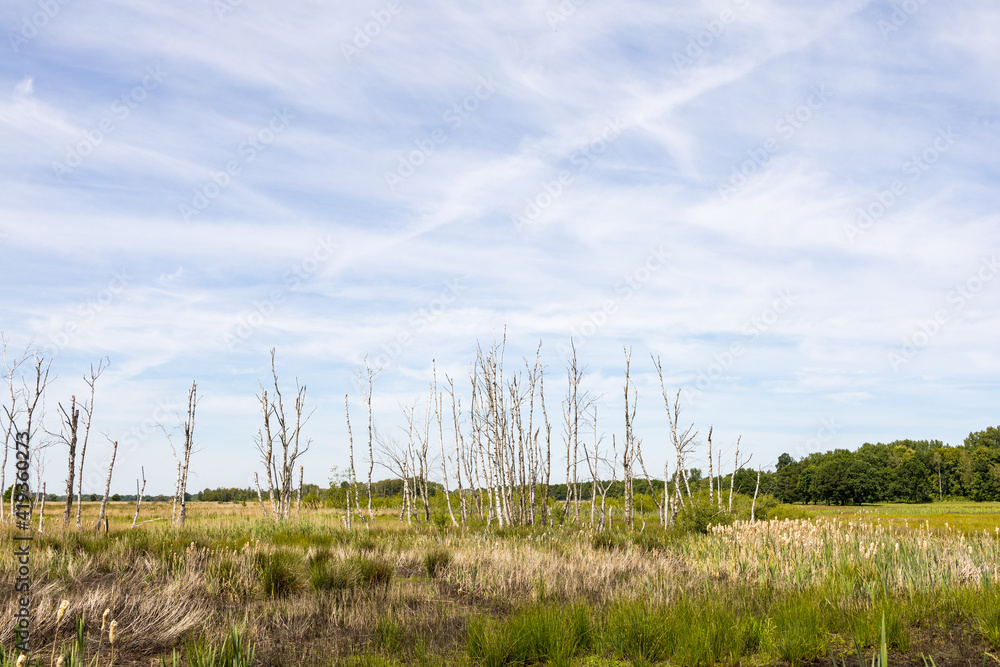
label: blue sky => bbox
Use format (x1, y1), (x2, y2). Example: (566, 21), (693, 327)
(1, 0), (997, 496)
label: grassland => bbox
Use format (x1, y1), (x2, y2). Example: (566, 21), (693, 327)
(3, 500), (1000, 666)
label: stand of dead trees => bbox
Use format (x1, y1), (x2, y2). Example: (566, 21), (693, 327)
(341, 338), (758, 531)
(254, 349), (312, 521)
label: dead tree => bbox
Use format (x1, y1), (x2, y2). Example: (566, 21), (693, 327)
(447, 375), (468, 525)
(255, 350), (313, 521)
(75, 361), (106, 530)
(175, 381), (197, 527)
(433, 361), (459, 526)
(7, 354), (52, 522)
(623, 348), (637, 528)
(707, 426), (714, 506)
(344, 395), (358, 528)
(95, 438), (118, 531)
(652, 356), (697, 525)
(750, 467), (762, 521)
(561, 342), (586, 524)
(58, 396), (80, 525)
(37, 482), (46, 531)
(170, 461), (181, 523)
(359, 358), (379, 525)
(539, 361), (551, 526)
(253, 472), (268, 519)
(0, 335), (27, 523)
(131, 466), (146, 528)
(296, 465), (303, 517)
(728, 436), (751, 513)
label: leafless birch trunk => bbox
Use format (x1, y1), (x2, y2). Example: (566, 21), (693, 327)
(58, 396), (80, 525)
(652, 356), (697, 524)
(433, 361), (458, 526)
(176, 381), (196, 527)
(95, 439), (117, 531)
(76, 360), (106, 530)
(37, 482), (45, 531)
(707, 426), (714, 506)
(751, 467), (761, 521)
(254, 472), (268, 519)
(131, 466), (146, 528)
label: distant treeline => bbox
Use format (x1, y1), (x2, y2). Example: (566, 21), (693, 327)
(193, 427), (1000, 509)
(763, 426), (1000, 505)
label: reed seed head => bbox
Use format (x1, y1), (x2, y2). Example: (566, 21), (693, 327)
(109, 619), (118, 645)
(56, 656), (64, 667)
(16, 655), (26, 667)
(56, 599), (69, 624)
(101, 608), (110, 632)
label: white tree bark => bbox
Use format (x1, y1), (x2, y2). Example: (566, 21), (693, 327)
(95, 439), (118, 532)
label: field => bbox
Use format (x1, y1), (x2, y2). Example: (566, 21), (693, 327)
(4, 501), (1000, 666)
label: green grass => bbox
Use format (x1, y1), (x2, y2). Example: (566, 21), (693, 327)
(797, 500), (1000, 534)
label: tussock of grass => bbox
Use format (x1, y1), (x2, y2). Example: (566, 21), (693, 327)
(423, 546), (453, 577)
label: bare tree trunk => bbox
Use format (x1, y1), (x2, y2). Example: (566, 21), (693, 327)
(750, 467), (761, 521)
(716, 450), (723, 508)
(176, 381), (197, 527)
(434, 361), (458, 526)
(447, 376), (467, 526)
(37, 482), (46, 531)
(540, 366), (551, 527)
(589, 406), (598, 527)
(131, 466), (146, 528)
(76, 360), (106, 530)
(59, 396), (80, 525)
(345, 394), (359, 528)
(729, 435), (741, 512)
(171, 462), (181, 524)
(254, 472), (268, 519)
(652, 356), (697, 524)
(707, 426), (714, 506)
(623, 348), (636, 529)
(365, 360), (376, 526)
(95, 439), (118, 531)
(257, 350), (313, 522)
(296, 465), (303, 518)
(662, 458), (669, 527)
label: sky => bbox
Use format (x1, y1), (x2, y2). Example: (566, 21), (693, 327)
(1, 0), (998, 497)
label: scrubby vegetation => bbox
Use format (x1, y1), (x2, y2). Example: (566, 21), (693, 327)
(3, 500), (1000, 666)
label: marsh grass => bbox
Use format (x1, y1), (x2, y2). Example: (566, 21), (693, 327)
(4, 502), (1000, 665)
